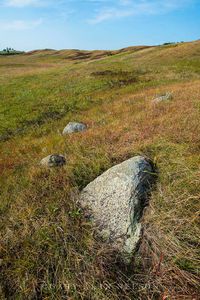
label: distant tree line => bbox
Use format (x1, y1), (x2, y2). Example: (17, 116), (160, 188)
(0, 47), (25, 55)
(3, 47), (15, 52)
(162, 41), (184, 46)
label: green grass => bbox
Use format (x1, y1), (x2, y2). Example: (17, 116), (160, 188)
(0, 41), (200, 299)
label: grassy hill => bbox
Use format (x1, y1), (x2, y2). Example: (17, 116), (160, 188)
(0, 41), (200, 299)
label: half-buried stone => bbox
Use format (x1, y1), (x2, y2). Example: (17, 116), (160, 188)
(40, 154), (66, 168)
(80, 156), (156, 262)
(153, 92), (173, 103)
(63, 122), (87, 135)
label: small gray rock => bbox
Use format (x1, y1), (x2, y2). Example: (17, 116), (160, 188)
(80, 156), (156, 262)
(40, 154), (66, 168)
(153, 92), (173, 103)
(63, 122), (87, 135)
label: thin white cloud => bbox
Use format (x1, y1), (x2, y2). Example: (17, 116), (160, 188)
(89, 0), (195, 24)
(0, 18), (43, 30)
(89, 7), (133, 24)
(2, 0), (74, 8)
(4, 0), (45, 7)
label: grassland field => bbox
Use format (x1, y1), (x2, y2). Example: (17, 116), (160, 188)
(0, 41), (200, 299)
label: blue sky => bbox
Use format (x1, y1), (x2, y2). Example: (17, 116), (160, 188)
(0, 0), (200, 50)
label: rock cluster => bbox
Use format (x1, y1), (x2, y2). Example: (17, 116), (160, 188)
(40, 122), (87, 168)
(39, 121), (156, 262)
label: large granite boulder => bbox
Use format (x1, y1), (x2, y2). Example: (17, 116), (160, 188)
(40, 154), (66, 168)
(63, 122), (87, 135)
(80, 156), (156, 261)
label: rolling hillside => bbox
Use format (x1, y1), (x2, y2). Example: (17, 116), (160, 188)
(0, 40), (200, 299)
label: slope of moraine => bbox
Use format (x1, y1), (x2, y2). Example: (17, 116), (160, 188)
(0, 41), (200, 299)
